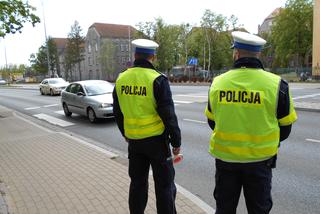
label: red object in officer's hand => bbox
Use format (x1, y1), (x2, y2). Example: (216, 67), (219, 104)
(173, 154), (183, 164)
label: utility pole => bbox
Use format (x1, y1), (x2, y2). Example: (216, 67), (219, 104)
(4, 40), (9, 83)
(313, 0), (320, 79)
(128, 25), (132, 67)
(41, 0), (51, 77)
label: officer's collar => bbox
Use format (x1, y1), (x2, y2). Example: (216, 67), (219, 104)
(133, 59), (155, 70)
(233, 57), (264, 70)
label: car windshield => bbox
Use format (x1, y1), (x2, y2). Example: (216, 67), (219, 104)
(48, 79), (66, 84)
(84, 82), (114, 96)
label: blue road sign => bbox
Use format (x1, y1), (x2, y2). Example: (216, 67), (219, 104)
(188, 57), (198, 65)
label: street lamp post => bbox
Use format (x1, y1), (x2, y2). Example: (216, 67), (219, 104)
(41, 0), (51, 77)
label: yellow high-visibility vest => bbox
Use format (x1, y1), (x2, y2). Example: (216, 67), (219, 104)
(205, 68), (297, 162)
(116, 67), (165, 139)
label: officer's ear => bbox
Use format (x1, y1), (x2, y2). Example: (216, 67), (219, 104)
(233, 49), (239, 61)
(148, 54), (156, 62)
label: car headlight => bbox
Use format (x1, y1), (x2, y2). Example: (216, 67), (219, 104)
(99, 103), (112, 108)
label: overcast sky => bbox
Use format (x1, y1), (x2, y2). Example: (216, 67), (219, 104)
(0, 0), (287, 67)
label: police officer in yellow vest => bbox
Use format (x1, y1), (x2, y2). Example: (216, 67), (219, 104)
(113, 39), (181, 214)
(205, 31), (297, 214)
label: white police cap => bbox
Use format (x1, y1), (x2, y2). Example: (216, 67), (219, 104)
(132, 39), (159, 54)
(231, 31), (266, 52)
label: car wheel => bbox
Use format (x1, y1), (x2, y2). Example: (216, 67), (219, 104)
(50, 89), (54, 96)
(87, 107), (97, 123)
(40, 88), (44, 95)
(63, 103), (72, 117)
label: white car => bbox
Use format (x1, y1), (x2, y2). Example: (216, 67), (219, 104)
(0, 79), (7, 85)
(61, 80), (114, 123)
(39, 78), (69, 96)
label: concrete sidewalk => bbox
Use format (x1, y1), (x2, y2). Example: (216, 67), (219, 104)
(0, 106), (211, 214)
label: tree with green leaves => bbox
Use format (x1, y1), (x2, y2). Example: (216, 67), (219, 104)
(135, 21), (155, 39)
(29, 37), (59, 76)
(0, 0), (40, 37)
(270, 0), (313, 68)
(152, 18), (182, 74)
(65, 21), (85, 80)
(99, 39), (116, 80)
(201, 9), (228, 72)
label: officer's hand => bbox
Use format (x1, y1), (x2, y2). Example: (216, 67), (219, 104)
(172, 147), (180, 156)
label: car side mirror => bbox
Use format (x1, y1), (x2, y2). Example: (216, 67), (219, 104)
(77, 92), (85, 96)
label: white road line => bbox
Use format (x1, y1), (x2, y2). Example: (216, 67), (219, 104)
(293, 93), (320, 100)
(174, 100), (193, 104)
(55, 110), (65, 115)
(25, 106), (41, 110)
(183, 118), (206, 124)
(175, 94), (207, 98)
(43, 104), (59, 108)
(33, 113), (74, 127)
(306, 138), (320, 143)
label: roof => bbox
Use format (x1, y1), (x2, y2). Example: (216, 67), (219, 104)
(52, 38), (68, 49)
(89, 23), (137, 38)
(264, 8), (282, 21)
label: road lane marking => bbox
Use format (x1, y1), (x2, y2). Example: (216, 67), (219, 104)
(306, 138), (320, 143)
(183, 118), (206, 124)
(43, 104), (59, 108)
(33, 113), (74, 127)
(175, 94), (207, 98)
(174, 100), (193, 104)
(25, 106), (41, 110)
(293, 93), (320, 100)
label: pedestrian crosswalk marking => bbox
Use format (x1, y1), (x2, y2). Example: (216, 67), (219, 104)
(25, 103), (59, 110)
(293, 93), (320, 100)
(43, 104), (59, 108)
(33, 113), (74, 127)
(25, 106), (41, 110)
(55, 110), (65, 115)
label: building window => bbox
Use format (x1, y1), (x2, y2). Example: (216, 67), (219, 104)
(88, 44), (92, 53)
(95, 42), (98, 52)
(88, 57), (91, 66)
(120, 44), (125, 52)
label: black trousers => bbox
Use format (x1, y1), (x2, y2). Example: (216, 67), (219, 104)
(128, 139), (176, 214)
(214, 159), (273, 214)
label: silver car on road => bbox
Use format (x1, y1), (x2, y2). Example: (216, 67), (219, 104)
(39, 78), (69, 95)
(61, 80), (114, 123)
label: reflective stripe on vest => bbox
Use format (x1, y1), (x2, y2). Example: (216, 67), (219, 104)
(116, 67), (165, 139)
(208, 68), (282, 162)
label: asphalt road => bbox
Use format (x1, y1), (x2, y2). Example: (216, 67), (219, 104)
(0, 84), (320, 214)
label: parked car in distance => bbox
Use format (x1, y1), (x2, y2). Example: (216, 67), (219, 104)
(39, 78), (69, 96)
(0, 79), (7, 85)
(61, 80), (114, 123)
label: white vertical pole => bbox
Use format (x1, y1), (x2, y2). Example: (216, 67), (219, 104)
(128, 26), (131, 65)
(41, 0), (51, 77)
